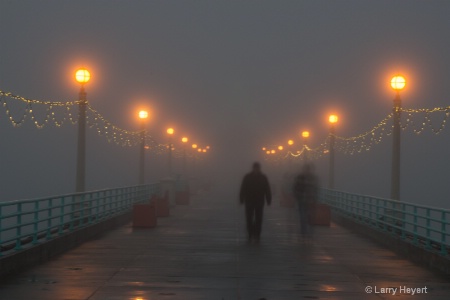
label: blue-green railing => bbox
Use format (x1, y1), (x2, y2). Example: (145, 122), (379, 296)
(0, 183), (160, 256)
(320, 189), (450, 256)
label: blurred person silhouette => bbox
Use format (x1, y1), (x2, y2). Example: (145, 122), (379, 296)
(293, 163), (319, 239)
(239, 162), (272, 243)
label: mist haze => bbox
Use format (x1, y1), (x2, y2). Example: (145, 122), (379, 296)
(1, 1), (450, 208)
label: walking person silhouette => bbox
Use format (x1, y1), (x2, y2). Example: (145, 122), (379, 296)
(239, 162), (272, 243)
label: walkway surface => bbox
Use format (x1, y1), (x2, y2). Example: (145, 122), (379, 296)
(0, 186), (449, 299)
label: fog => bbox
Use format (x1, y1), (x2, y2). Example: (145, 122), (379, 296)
(1, 1), (450, 208)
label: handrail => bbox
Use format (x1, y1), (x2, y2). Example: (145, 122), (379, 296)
(320, 188), (450, 256)
(0, 183), (160, 256)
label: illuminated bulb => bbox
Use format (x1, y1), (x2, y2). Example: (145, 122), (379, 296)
(302, 131), (310, 138)
(138, 110), (148, 119)
(278, 145), (283, 151)
(167, 128), (174, 135)
(192, 144), (198, 149)
(390, 75), (406, 91)
(288, 140), (294, 146)
(182, 137), (188, 143)
(75, 68), (90, 84)
(329, 115), (338, 124)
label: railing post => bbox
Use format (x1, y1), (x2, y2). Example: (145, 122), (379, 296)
(15, 203), (22, 250)
(425, 209), (431, 249)
(413, 206), (418, 245)
(47, 198), (53, 240)
(59, 197), (65, 235)
(441, 211), (447, 256)
(33, 201), (39, 244)
(0, 205), (3, 256)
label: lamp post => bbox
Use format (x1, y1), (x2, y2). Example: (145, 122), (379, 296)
(167, 128), (174, 177)
(328, 115), (338, 189)
(181, 137), (188, 177)
(301, 131), (310, 163)
(138, 110), (148, 185)
(287, 139), (294, 170)
(390, 75), (405, 201)
(191, 143), (198, 177)
(75, 68), (90, 193)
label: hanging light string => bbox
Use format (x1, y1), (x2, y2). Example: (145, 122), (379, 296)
(0, 90), (210, 156)
(262, 104), (450, 161)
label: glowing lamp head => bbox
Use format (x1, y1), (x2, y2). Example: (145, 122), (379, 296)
(329, 114), (338, 124)
(181, 137), (188, 143)
(138, 110), (148, 119)
(302, 131), (310, 138)
(75, 68), (90, 84)
(271, 149), (276, 154)
(192, 144), (198, 149)
(288, 139), (294, 146)
(262, 147), (266, 151)
(198, 148), (202, 152)
(206, 145), (210, 149)
(167, 128), (174, 135)
(202, 149), (207, 153)
(390, 75), (406, 91)
(266, 150), (270, 154)
(278, 145), (283, 151)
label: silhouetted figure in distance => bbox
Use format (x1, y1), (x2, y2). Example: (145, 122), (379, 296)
(293, 163), (319, 239)
(240, 162), (272, 243)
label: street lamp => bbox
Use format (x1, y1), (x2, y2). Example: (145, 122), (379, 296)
(328, 114), (338, 189)
(166, 128), (174, 177)
(75, 68), (90, 193)
(278, 145), (283, 151)
(138, 110), (148, 185)
(390, 75), (405, 200)
(181, 137), (188, 177)
(301, 130), (310, 163)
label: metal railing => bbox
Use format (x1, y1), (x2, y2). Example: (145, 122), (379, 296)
(0, 183), (160, 256)
(320, 189), (450, 256)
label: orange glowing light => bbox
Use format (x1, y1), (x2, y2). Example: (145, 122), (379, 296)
(167, 128), (174, 135)
(390, 75), (406, 91)
(181, 137), (188, 143)
(206, 145), (210, 149)
(266, 150), (270, 154)
(75, 68), (90, 84)
(138, 110), (148, 119)
(262, 147), (266, 151)
(271, 150), (276, 154)
(192, 144), (198, 149)
(197, 148), (202, 152)
(329, 114), (338, 124)
(278, 145), (283, 151)
(288, 139), (294, 146)
(202, 149), (207, 153)
(302, 131), (310, 138)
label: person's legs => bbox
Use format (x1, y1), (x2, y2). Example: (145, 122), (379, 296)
(254, 203), (264, 241)
(298, 203), (308, 236)
(245, 203), (255, 241)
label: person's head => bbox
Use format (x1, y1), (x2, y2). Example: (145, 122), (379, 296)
(302, 163), (314, 174)
(252, 162), (261, 173)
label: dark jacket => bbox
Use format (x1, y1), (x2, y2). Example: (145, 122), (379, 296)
(240, 171), (272, 205)
(293, 172), (318, 206)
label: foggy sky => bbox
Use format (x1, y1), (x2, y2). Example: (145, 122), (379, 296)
(1, 1), (450, 208)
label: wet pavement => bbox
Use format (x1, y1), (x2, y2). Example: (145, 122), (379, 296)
(0, 186), (449, 299)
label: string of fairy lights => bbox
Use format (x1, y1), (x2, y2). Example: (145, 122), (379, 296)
(263, 105), (450, 163)
(0, 90), (209, 159)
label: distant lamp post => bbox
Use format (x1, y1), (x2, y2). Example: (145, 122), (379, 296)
(166, 128), (174, 177)
(288, 139), (294, 146)
(301, 130), (310, 163)
(181, 137), (188, 177)
(287, 139), (294, 170)
(278, 145), (283, 151)
(328, 114), (338, 189)
(390, 75), (405, 201)
(75, 68), (90, 193)
(138, 110), (148, 185)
